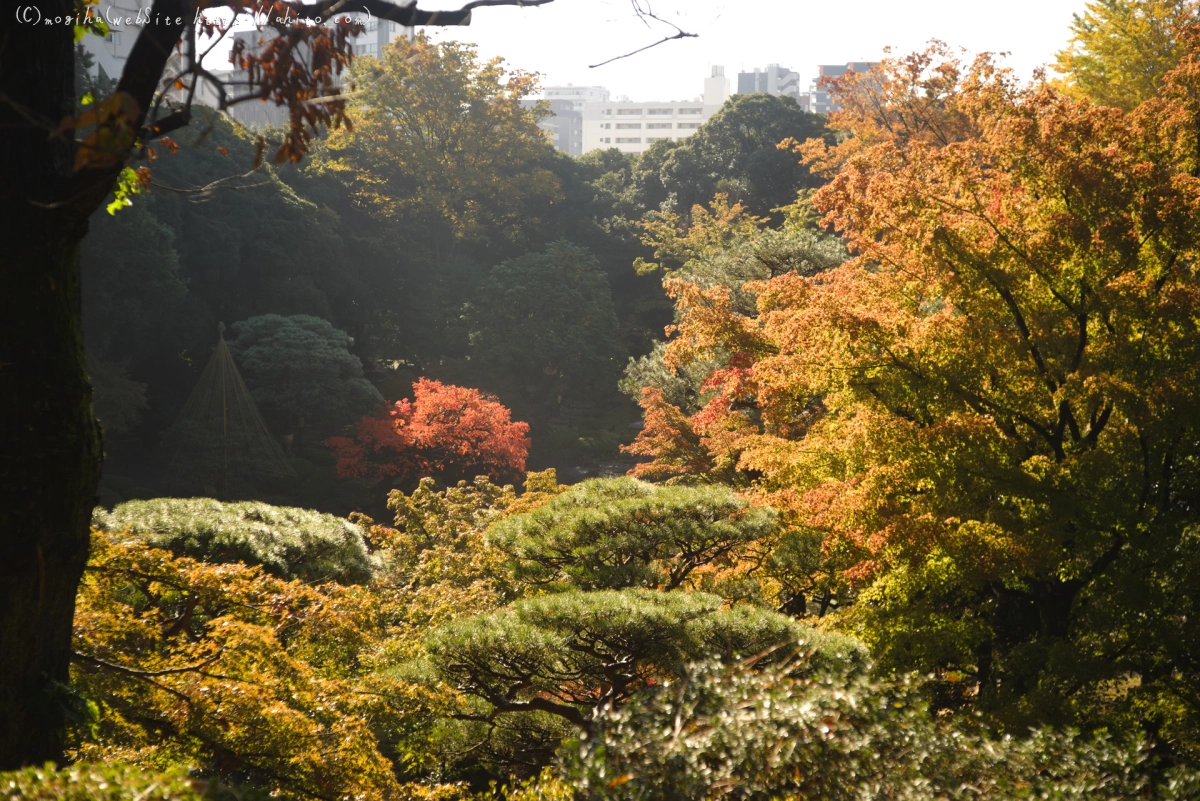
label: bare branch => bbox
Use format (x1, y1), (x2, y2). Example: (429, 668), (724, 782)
(148, 170), (270, 197)
(589, 1), (697, 68)
(74, 649), (224, 677)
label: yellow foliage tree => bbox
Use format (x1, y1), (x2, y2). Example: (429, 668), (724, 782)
(319, 34), (561, 263)
(633, 194), (768, 276)
(1054, 0), (1199, 109)
(628, 42), (1200, 753)
(71, 472), (566, 799)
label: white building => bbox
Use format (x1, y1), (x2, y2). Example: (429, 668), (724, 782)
(581, 66), (730, 156)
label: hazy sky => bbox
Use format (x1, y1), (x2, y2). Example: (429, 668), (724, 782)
(420, 0), (1086, 101)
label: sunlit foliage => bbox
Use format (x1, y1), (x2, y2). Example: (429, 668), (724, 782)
(628, 42), (1200, 752)
(327, 379), (531, 486)
(93, 498), (376, 585)
(1054, 0), (1198, 109)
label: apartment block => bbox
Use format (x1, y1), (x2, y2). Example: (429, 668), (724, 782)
(736, 64), (806, 109)
(521, 85), (609, 157)
(580, 67), (729, 156)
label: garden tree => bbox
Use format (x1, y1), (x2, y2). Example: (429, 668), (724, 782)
(620, 340), (725, 415)
(327, 379), (531, 487)
(574, 149), (642, 223)
(92, 498), (376, 585)
(486, 477), (777, 594)
(85, 356), (151, 436)
(625, 138), (682, 213)
(527, 151), (668, 363)
(0, 763), (211, 801)
(80, 202), (184, 436)
(145, 114), (380, 336)
(468, 242), (624, 413)
(621, 195), (846, 471)
(629, 43), (1200, 751)
(353, 471), (566, 645)
(82, 203), (187, 365)
(0, 0), (546, 766)
(529, 660), (1200, 801)
(633, 195), (767, 277)
(70, 528), (460, 800)
(225, 314), (383, 436)
(424, 588), (859, 777)
(657, 93), (830, 218)
(318, 34), (560, 265)
(82, 111), (411, 506)
(1054, 0), (1198, 110)
(632, 192), (845, 303)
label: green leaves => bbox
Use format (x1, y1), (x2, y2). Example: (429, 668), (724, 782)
(0, 763), (201, 801)
(105, 166), (144, 215)
(92, 498), (376, 585)
(225, 314), (383, 434)
(487, 477), (776, 592)
(469, 241), (623, 403)
(555, 659), (1200, 801)
(1055, 0), (1197, 110)
(426, 588), (845, 728)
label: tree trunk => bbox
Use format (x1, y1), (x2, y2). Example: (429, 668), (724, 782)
(0, 1), (103, 768)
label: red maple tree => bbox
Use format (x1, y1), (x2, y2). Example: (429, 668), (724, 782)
(327, 378), (530, 485)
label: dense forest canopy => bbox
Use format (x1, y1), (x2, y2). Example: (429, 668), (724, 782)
(4, 0), (1200, 798)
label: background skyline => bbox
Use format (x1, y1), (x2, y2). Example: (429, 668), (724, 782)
(421, 0), (1086, 101)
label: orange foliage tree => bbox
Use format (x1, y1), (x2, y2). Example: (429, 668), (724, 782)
(327, 379), (530, 486)
(627, 40), (1200, 748)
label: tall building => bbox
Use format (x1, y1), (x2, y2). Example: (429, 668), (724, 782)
(581, 66), (729, 156)
(523, 85), (610, 157)
(737, 64), (805, 109)
(808, 62), (877, 115)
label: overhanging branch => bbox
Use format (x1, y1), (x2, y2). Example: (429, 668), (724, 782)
(273, 0), (553, 26)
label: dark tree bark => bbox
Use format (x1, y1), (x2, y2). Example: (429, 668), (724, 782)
(0, 0), (103, 767)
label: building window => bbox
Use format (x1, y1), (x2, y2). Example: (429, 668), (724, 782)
(615, 123), (641, 129)
(647, 108), (673, 115)
(646, 122), (672, 129)
(106, 30), (121, 44)
(615, 137), (642, 143)
(679, 108), (703, 115)
(647, 136), (670, 141)
(616, 108), (643, 115)
(677, 122), (701, 129)
(602, 137), (611, 143)
(365, 18), (378, 31)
